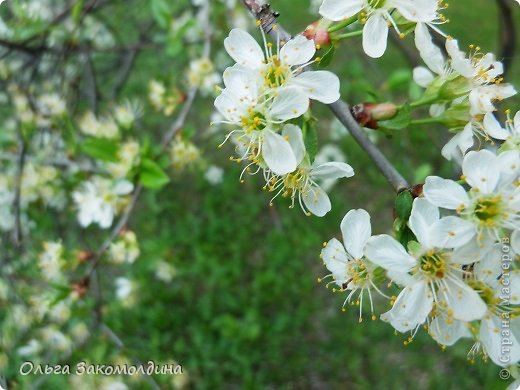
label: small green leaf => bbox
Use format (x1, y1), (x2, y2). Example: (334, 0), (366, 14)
(81, 138), (119, 162)
(317, 45), (335, 69)
(303, 120), (318, 163)
(387, 69), (412, 91)
(395, 190), (413, 220)
(378, 103), (411, 130)
(140, 159), (170, 189)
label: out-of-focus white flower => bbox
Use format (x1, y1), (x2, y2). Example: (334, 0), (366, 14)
(17, 339), (42, 357)
(314, 144), (347, 191)
(79, 111), (119, 139)
(41, 327), (71, 352)
(187, 58), (221, 96)
(155, 260), (178, 283)
(106, 140), (140, 179)
(100, 380), (128, 390)
(171, 135), (201, 172)
(73, 177), (134, 229)
(115, 277), (136, 306)
(113, 101), (142, 129)
(109, 231), (140, 264)
(37, 93), (66, 118)
(39, 241), (65, 281)
(204, 165), (224, 185)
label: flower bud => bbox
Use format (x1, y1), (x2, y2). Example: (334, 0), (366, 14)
(351, 102), (398, 129)
(303, 20), (331, 46)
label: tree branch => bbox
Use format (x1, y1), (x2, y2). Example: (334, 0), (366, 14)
(239, 1), (409, 192)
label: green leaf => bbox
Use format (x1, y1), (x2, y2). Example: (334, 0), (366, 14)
(140, 159), (170, 189)
(303, 120), (318, 163)
(317, 45), (335, 69)
(81, 138), (119, 162)
(387, 69), (411, 91)
(151, 0), (171, 29)
(395, 190), (413, 220)
(378, 103), (411, 130)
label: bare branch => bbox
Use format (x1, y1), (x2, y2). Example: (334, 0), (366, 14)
(11, 128), (26, 247)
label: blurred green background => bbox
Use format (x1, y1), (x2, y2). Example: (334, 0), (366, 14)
(3, 0), (520, 388)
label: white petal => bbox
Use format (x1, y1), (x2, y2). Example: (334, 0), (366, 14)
(321, 238), (349, 285)
(214, 89), (247, 122)
(438, 278), (487, 322)
(291, 71), (340, 104)
(279, 35), (315, 66)
(474, 244), (502, 284)
(512, 230), (520, 255)
(302, 184), (331, 217)
(114, 180), (134, 195)
(483, 112), (509, 140)
(452, 237), (491, 267)
(445, 38), (474, 78)
(268, 88), (309, 121)
(497, 150), (520, 186)
(394, 0), (437, 22)
(429, 216), (476, 249)
(281, 124), (306, 165)
(362, 13), (388, 59)
(480, 314), (520, 367)
(413, 66), (435, 88)
(408, 198), (439, 248)
(510, 272), (520, 305)
(340, 209), (371, 259)
(365, 234), (416, 273)
(462, 149), (499, 194)
(423, 176), (469, 210)
(429, 315), (471, 346)
(381, 280), (433, 332)
(224, 29), (264, 69)
(319, 0), (365, 21)
(311, 162), (354, 180)
(261, 129), (297, 175)
(414, 23), (445, 74)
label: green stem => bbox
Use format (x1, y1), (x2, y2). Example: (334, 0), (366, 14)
(410, 117), (444, 125)
(409, 95), (439, 108)
(332, 30), (363, 40)
(328, 16), (358, 33)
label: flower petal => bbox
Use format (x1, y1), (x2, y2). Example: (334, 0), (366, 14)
(429, 216), (476, 249)
(438, 278), (487, 322)
(423, 176), (469, 210)
(483, 112), (509, 140)
(224, 28), (264, 69)
(429, 315), (471, 346)
(279, 35), (315, 66)
(414, 23), (445, 74)
(302, 184), (331, 217)
(340, 209), (371, 260)
(268, 88), (309, 121)
(319, 0), (365, 21)
(362, 13), (389, 58)
(321, 238), (349, 285)
(381, 280), (433, 332)
(413, 66), (435, 88)
(291, 71), (340, 104)
(281, 124), (306, 165)
(462, 149), (499, 194)
(311, 162), (354, 180)
(261, 129), (297, 175)
(408, 198), (439, 248)
(365, 234), (416, 274)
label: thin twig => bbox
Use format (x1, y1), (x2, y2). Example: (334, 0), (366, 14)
(11, 128), (26, 247)
(239, 0), (409, 192)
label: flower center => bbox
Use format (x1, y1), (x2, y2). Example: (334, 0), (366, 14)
(472, 195), (503, 225)
(419, 251), (447, 279)
(239, 109), (266, 134)
(263, 56), (290, 89)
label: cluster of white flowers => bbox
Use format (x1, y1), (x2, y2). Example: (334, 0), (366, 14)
(413, 26), (517, 161)
(319, 0), (445, 58)
(109, 230), (140, 264)
(214, 28), (353, 216)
